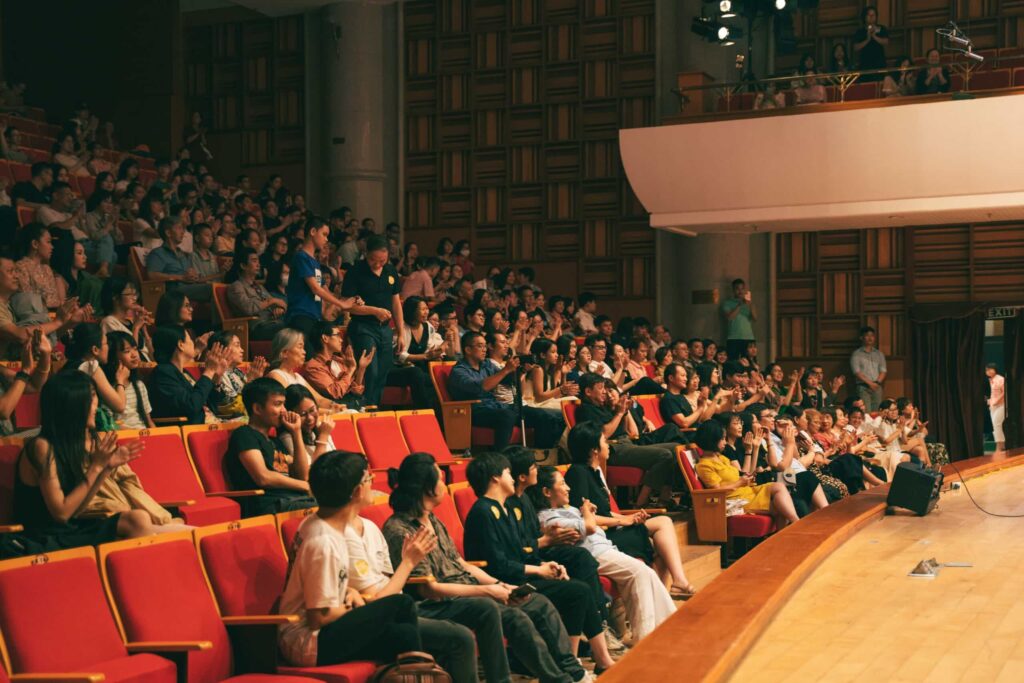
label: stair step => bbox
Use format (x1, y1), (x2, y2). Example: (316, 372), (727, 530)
(679, 544), (722, 590)
(665, 511), (698, 547)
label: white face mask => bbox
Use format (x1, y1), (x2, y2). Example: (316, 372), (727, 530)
(460, 249), (470, 257)
(281, 275), (289, 286)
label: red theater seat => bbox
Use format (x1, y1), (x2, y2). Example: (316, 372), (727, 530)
(398, 410), (470, 483)
(0, 547), (176, 683)
(676, 446), (774, 543)
(183, 422), (249, 496)
(329, 413), (364, 453)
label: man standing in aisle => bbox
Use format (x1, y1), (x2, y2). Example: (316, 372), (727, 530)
(721, 278), (756, 361)
(986, 363), (1005, 453)
(850, 326), (886, 412)
(341, 235), (404, 407)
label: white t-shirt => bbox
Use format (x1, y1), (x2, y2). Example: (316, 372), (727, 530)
(343, 518), (392, 594)
(278, 516), (351, 667)
(770, 432), (806, 473)
(116, 382), (152, 430)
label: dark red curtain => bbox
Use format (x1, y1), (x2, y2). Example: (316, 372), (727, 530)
(910, 305), (986, 461)
(1004, 312), (1024, 450)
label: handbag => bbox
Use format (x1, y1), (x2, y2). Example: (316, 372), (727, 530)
(368, 652), (452, 683)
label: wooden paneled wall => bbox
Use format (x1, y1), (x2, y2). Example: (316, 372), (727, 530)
(779, 0), (1024, 71)
(183, 12), (305, 192)
(775, 223), (1024, 398)
(403, 0), (658, 320)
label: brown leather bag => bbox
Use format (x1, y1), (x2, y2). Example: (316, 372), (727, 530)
(368, 651), (452, 683)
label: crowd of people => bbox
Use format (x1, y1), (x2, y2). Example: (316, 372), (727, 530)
(0, 95), (959, 681)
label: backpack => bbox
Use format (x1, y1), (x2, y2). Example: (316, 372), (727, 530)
(368, 652), (452, 683)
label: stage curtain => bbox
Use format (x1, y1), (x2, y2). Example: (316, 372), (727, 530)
(1004, 312), (1024, 450)
(910, 304), (986, 461)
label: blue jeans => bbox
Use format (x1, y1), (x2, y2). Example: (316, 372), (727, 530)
(85, 234), (117, 269)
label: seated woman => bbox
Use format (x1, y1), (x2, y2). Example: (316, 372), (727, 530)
(872, 399), (930, 477)
(226, 246), (287, 341)
(300, 321), (369, 409)
(277, 451), (425, 672)
(530, 465), (675, 641)
(387, 295), (442, 409)
(566, 344), (592, 383)
(525, 337), (578, 417)
(52, 238), (103, 314)
(52, 132), (91, 177)
(62, 322), (129, 430)
(564, 421), (697, 599)
(206, 330), (267, 420)
(267, 328), (337, 410)
(693, 419), (800, 531)
(806, 408), (885, 491)
(156, 289), (211, 358)
(82, 190), (120, 278)
(103, 332), (154, 430)
(148, 325), (231, 425)
(14, 371), (154, 549)
(278, 385), (337, 465)
(264, 260), (289, 304)
(14, 224), (62, 311)
(100, 277), (154, 362)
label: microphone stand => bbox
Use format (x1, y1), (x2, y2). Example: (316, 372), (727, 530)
(504, 356), (530, 448)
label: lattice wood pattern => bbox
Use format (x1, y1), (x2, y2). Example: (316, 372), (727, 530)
(184, 15), (305, 168)
(403, 0), (657, 319)
(778, 0), (1024, 72)
(775, 223), (1024, 395)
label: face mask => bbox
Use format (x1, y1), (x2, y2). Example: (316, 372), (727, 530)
(281, 275), (289, 286)
(460, 249), (470, 257)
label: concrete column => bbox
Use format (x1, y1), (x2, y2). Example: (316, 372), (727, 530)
(318, 0), (396, 222)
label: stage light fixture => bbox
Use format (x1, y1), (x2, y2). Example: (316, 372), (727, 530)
(691, 16), (734, 44)
(775, 0), (787, 9)
(719, 0), (736, 17)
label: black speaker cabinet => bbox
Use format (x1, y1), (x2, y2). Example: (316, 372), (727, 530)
(887, 462), (943, 516)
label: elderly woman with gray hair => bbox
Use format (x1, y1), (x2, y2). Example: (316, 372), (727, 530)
(266, 327), (337, 410)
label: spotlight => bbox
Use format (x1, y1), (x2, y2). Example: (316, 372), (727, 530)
(691, 16), (734, 44)
(774, 0), (787, 8)
(719, 0), (736, 17)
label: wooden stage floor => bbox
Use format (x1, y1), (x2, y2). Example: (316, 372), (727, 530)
(730, 466), (1024, 683)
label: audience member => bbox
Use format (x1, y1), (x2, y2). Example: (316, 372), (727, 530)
(285, 217), (359, 342)
(103, 331), (154, 430)
(51, 237), (102, 312)
(300, 321), (369, 408)
(148, 325), (228, 424)
(917, 48), (951, 94)
(82, 190), (119, 277)
(207, 330), (266, 420)
(389, 295), (443, 409)
(277, 451), (421, 670)
(226, 246), (287, 340)
(986, 363), (1005, 452)
(850, 325), (886, 411)
(853, 6), (889, 78)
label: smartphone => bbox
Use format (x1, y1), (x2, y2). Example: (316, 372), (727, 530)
(509, 583), (536, 602)
(31, 329), (42, 361)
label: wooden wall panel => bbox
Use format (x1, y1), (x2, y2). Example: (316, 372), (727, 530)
(403, 0), (656, 310)
(775, 223), (1024, 397)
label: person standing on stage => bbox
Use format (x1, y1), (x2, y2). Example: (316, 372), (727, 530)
(286, 217), (361, 343)
(340, 235), (403, 407)
(850, 326), (886, 412)
(986, 363), (1006, 453)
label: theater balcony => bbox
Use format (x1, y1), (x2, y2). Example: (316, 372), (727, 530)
(620, 65), (1024, 235)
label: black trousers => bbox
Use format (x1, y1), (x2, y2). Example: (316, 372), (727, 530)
(609, 439), (677, 491)
(503, 593), (582, 683)
(531, 577), (603, 639)
(471, 403), (564, 449)
(417, 597), (503, 683)
(539, 544), (608, 621)
(386, 364), (438, 410)
(316, 594), (421, 666)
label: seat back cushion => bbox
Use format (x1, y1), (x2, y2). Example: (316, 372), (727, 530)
(399, 414), (454, 462)
(198, 523), (288, 616)
(356, 417), (409, 471)
(130, 434), (205, 503)
(187, 430), (234, 492)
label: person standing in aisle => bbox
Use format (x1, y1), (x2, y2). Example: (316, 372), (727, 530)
(986, 363), (1005, 453)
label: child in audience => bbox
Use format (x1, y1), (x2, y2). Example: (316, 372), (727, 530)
(102, 332), (154, 430)
(384, 452), (597, 683)
(224, 377), (316, 516)
(277, 451), (426, 671)
(62, 322), (129, 428)
(530, 465), (676, 641)
(464, 452), (617, 675)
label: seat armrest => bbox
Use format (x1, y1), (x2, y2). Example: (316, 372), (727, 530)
(158, 500), (197, 509)
(407, 575), (436, 585)
(207, 489), (266, 498)
(223, 614), (299, 626)
(690, 489), (729, 543)
(153, 416), (187, 425)
(618, 508), (666, 515)
(11, 674), (106, 683)
(0, 524), (24, 533)
(126, 641), (212, 653)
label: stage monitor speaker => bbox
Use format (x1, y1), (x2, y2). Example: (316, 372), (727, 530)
(887, 462), (943, 516)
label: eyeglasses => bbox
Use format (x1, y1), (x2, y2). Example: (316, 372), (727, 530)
(360, 471), (375, 486)
(298, 407), (318, 419)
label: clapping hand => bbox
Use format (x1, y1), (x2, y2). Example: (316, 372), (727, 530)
(94, 432), (144, 470)
(401, 526), (437, 566)
(203, 342), (231, 376)
(245, 356), (268, 381)
(830, 375), (846, 394)
(358, 347), (376, 369)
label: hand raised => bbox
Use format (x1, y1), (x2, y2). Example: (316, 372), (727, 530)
(401, 526), (437, 566)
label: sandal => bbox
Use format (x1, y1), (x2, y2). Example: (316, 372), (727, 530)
(670, 584), (697, 601)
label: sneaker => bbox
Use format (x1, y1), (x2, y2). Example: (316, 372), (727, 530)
(603, 627), (628, 655)
(573, 672), (597, 683)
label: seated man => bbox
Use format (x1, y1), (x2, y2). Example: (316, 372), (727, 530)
(576, 372), (678, 507)
(148, 325), (229, 425)
(447, 331), (562, 449)
(659, 362), (713, 430)
(463, 452), (616, 675)
(300, 320), (369, 408)
(226, 246), (287, 340)
(225, 377), (317, 517)
(36, 181), (86, 242)
(145, 214), (212, 302)
(383, 451), (595, 683)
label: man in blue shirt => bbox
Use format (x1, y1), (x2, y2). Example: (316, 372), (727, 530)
(145, 215), (211, 301)
(286, 217), (361, 346)
(720, 278), (756, 361)
(850, 325), (887, 411)
(447, 331), (563, 448)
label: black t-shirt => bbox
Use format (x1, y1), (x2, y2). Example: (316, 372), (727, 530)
(576, 400), (625, 439)
(564, 464), (614, 516)
(226, 425), (294, 493)
(11, 181), (48, 205)
(660, 391), (692, 425)
(505, 493), (542, 549)
(854, 24), (888, 71)
(340, 259), (401, 324)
